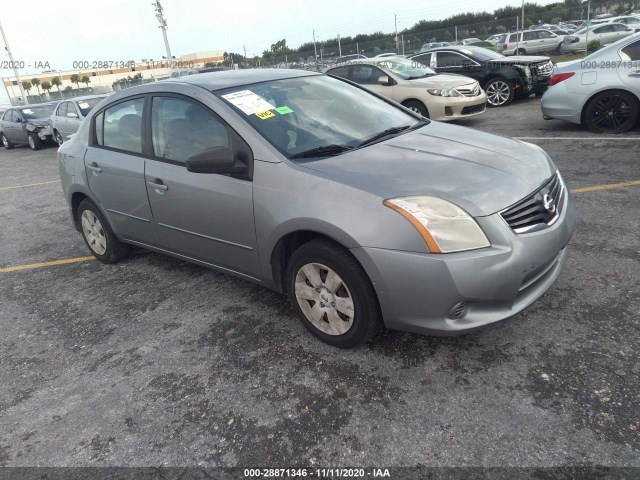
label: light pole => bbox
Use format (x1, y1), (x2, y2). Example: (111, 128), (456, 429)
(152, 0), (173, 72)
(0, 19), (28, 105)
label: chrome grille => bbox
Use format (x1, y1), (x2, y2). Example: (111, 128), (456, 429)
(532, 60), (553, 76)
(454, 82), (481, 97)
(500, 173), (565, 234)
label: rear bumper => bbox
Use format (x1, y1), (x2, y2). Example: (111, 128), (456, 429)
(351, 191), (575, 336)
(541, 82), (584, 125)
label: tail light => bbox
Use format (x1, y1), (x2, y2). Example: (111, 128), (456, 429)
(549, 72), (575, 86)
(502, 44), (508, 50)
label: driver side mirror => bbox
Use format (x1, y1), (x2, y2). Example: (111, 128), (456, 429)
(186, 146), (248, 175)
(378, 75), (392, 86)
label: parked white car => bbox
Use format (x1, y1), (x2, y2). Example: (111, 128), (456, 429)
(561, 23), (637, 53)
(498, 29), (565, 55)
(542, 33), (640, 133)
(485, 34), (502, 45)
(604, 16), (640, 27)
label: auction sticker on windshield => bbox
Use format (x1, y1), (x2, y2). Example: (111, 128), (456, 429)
(221, 90), (275, 115)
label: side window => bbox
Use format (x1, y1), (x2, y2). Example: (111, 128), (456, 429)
(351, 65), (384, 84)
(151, 96), (229, 164)
(523, 31), (537, 41)
(621, 40), (640, 60)
(11, 110), (21, 123)
(437, 52), (465, 68)
(538, 30), (554, 38)
(1, 110), (9, 121)
(101, 98), (144, 154)
(412, 53), (432, 66)
(57, 102), (68, 117)
(612, 24), (629, 32)
(594, 26), (609, 34)
(95, 112), (104, 145)
(327, 66), (350, 79)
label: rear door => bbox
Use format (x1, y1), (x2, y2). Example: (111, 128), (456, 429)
(522, 31), (539, 53)
(144, 94), (260, 278)
(84, 96), (159, 244)
(618, 39), (640, 95)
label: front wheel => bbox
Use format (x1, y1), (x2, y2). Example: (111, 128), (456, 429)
(78, 199), (130, 263)
(54, 129), (64, 146)
(584, 90), (639, 134)
(286, 239), (382, 348)
(27, 133), (42, 151)
(402, 100), (429, 118)
(485, 78), (515, 107)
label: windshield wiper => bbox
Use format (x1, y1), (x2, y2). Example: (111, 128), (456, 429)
(357, 121), (427, 148)
(288, 144), (354, 159)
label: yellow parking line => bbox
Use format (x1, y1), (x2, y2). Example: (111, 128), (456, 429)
(570, 180), (640, 194)
(0, 256), (96, 273)
(0, 180), (61, 191)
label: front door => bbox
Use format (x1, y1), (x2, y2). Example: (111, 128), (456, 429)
(84, 96), (159, 244)
(351, 65), (392, 97)
(144, 95), (260, 279)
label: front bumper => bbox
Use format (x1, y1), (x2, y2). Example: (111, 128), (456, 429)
(351, 190), (575, 336)
(427, 93), (488, 121)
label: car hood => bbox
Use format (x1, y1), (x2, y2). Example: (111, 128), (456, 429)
(488, 56), (550, 65)
(408, 74), (477, 88)
(27, 117), (52, 126)
(298, 122), (555, 217)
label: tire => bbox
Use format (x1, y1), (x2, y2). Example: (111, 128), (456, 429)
(484, 78), (515, 107)
(54, 129), (64, 146)
(77, 199), (130, 263)
(1, 133), (14, 149)
(27, 133), (42, 151)
(285, 239), (382, 348)
(402, 100), (429, 118)
(515, 48), (526, 55)
(584, 90), (639, 134)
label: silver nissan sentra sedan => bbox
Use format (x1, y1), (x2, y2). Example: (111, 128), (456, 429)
(58, 69), (575, 348)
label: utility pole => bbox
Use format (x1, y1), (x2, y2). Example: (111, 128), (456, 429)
(243, 44), (247, 66)
(338, 34), (342, 57)
(585, 0), (591, 57)
(394, 13), (399, 53)
(313, 30), (318, 67)
(0, 19), (28, 105)
(152, 0), (173, 72)
(401, 34), (405, 55)
(521, 0), (525, 34)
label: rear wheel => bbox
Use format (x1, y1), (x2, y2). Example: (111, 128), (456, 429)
(402, 100), (429, 118)
(27, 133), (42, 151)
(78, 199), (130, 263)
(485, 78), (515, 107)
(286, 239), (382, 348)
(584, 90), (639, 134)
(1, 133), (14, 149)
(515, 48), (526, 55)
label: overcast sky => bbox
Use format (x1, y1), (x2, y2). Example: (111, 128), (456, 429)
(0, 0), (559, 104)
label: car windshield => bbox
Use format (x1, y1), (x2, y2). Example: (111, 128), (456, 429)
(375, 57), (436, 79)
(216, 75), (424, 160)
(76, 97), (105, 116)
(19, 105), (55, 120)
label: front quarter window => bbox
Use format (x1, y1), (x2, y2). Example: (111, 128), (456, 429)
(217, 75), (424, 160)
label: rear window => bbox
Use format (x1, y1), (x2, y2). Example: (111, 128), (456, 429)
(621, 40), (640, 61)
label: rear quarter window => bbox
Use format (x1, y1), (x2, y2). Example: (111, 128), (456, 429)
(621, 40), (640, 61)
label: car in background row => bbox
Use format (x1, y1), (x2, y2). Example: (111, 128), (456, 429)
(0, 103), (56, 150)
(58, 69), (574, 347)
(542, 33), (640, 134)
(498, 29), (566, 55)
(561, 23), (637, 53)
(51, 95), (109, 145)
(421, 42), (451, 52)
(335, 54), (367, 64)
(410, 46), (553, 107)
(325, 56), (487, 120)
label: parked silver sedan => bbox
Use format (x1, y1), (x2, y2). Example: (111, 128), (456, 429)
(542, 33), (640, 133)
(58, 69), (575, 347)
(51, 95), (108, 145)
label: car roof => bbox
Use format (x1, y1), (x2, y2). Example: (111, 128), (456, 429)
(17, 102), (56, 109)
(62, 94), (109, 102)
(411, 45), (491, 56)
(173, 68), (320, 91)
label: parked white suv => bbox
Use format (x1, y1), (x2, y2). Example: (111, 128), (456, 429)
(498, 29), (565, 55)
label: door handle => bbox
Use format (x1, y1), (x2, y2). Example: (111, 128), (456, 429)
(147, 179), (169, 191)
(86, 162), (101, 173)
(629, 71), (640, 78)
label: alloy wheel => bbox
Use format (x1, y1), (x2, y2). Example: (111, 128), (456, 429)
(590, 94), (634, 133)
(55, 131), (64, 145)
(294, 262), (355, 336)
(2, 135), (8, 148)
(81, 210), (107, 255)
(28, 136), (35, 149)
(486, 81), (511, 106)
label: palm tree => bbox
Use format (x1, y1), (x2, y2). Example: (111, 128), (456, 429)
(31, 78), (42, 99)
(51, 76), (64, 99)
(81, 75), (91, 88)
(70, 74), (81, 88)
(41, 81), (52, 98)
(22, 80), (32, 100)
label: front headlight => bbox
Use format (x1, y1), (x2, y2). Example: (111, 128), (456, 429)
(384, 196), (490, 253)
(427, 88), (460, 97)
